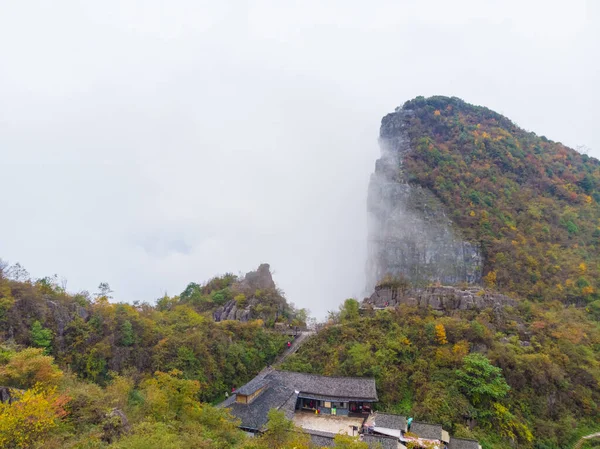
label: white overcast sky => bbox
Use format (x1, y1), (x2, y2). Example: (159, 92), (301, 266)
(1, 1), (598, 318)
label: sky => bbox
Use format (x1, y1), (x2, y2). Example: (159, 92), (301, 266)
(1, 0), (598, 318)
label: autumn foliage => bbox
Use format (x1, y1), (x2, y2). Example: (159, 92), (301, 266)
(400, 96), (600, 310)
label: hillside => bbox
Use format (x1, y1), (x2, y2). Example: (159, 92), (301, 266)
(282, 97), (600, 449)
(0, 261), (363, 448)
(281, 299), (600, 448)
(0, 261), (298, 402)
(376, 95), (600, 307)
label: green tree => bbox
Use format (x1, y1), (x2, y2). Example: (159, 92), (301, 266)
(0, 347), (63, 389)
(120, 320), (134, 347)
(340, 298), (360, 322)
(333, 433), (369, 448)
(257, 409), (310, 449)
(455, 353), (510, 406)
(30, 320), (53, 353)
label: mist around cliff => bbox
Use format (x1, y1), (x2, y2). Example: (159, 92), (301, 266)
(1, 1), (597, 318)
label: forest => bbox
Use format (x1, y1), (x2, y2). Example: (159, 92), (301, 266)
(1, 262), (362, 448)
(399, 96), (600, 311)
(282, 297), (600, 449)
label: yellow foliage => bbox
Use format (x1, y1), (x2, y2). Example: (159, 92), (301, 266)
(0, 387), (69, 449)
(433, 110), (441, 116)
(0, 348), (63, 389)
(484, 271), (497, 289)
(435, 324), (448, 345)
(582, 286), (594, 296)
(579, 262), (587, 274)
(469, 210), (476, 217)
(452, 340), (470, 360)
(492, 402), (533, 443)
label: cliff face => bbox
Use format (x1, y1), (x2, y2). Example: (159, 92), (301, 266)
(366, 108), (482, 292)
(213, 264), (288, 323)
(362, 285), (515, 312)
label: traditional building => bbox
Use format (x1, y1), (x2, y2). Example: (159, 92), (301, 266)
(221, 370), (378, 433)
(223, 370), (479, 449)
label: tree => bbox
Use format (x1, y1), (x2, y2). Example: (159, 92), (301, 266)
(340, 298), (360, 322)
(140, 370), (201, 422)
(96, 282), (113, 299)
(120, 320), (134, 347)
(434, 323), (448, 345)
(257, 409), (310, 449)
(0, 348), (63, 389)
(30, 320), (52, 353)
(333, 434), (369, 448)
(0, 386), (69, 449)
(6, 263), (30, 282)
(455, 353), (510, 406)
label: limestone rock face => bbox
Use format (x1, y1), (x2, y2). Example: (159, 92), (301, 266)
(234, 263), (276, 294)
(366, 108), (482, 292)
(363, 285), (515, 311)
(213, 264), (284, 323)
(213, 298), (258, 322)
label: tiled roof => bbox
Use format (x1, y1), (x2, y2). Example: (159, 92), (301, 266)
(372, 412), (407, 432)
(410, 421), (443, 440)
(362, 434), (400, 449)
(273, 370), (378, 401)
(227, 381), (295, 431)
(237, 378), (269, 396)
(448, 437), (480, 449)
(306, 430), (336, 448)
(224, 370), (378, 431)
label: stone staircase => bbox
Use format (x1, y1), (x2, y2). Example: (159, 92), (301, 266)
(572, 432), (600, 449)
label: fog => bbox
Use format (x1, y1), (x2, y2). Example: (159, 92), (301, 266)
(1, 1), (598, 318)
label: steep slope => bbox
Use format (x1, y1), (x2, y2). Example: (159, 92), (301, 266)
(367, 107), (482, 292)
(278, 98), (600, 449)
(369, 96), (600, 307)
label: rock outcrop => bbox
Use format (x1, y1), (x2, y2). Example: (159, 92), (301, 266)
(0, 387), (13, 404)
(213, 297), (258, 322)
(213, 264), (289, 323)
(363, 285), (516, 312)
(366, 107), (482, 292)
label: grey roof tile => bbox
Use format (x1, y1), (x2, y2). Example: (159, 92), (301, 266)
(272, 370), (378, 401)
(372, 412), (407, 432)
(225, 370), (377, 431)
(362, 434), (399, 449)
(237, 378), (269, 396)
(227, 381), (295, 431)
(410, 421), (443, 440)
(307, 430), (336, 448)
(448, 437), (480, 449)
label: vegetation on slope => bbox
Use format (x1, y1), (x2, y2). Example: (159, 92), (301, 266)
(397, 96), (600, 308)
(282, 299), (600, 449)
(1, 261), (357, 448)
(0, 261), (293, 402)
(0, 346), (369, 448)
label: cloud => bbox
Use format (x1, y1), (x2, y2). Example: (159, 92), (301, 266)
(0, 0), (597, 318)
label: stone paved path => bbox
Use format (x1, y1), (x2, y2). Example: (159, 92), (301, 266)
(573, 431), (600, 449)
